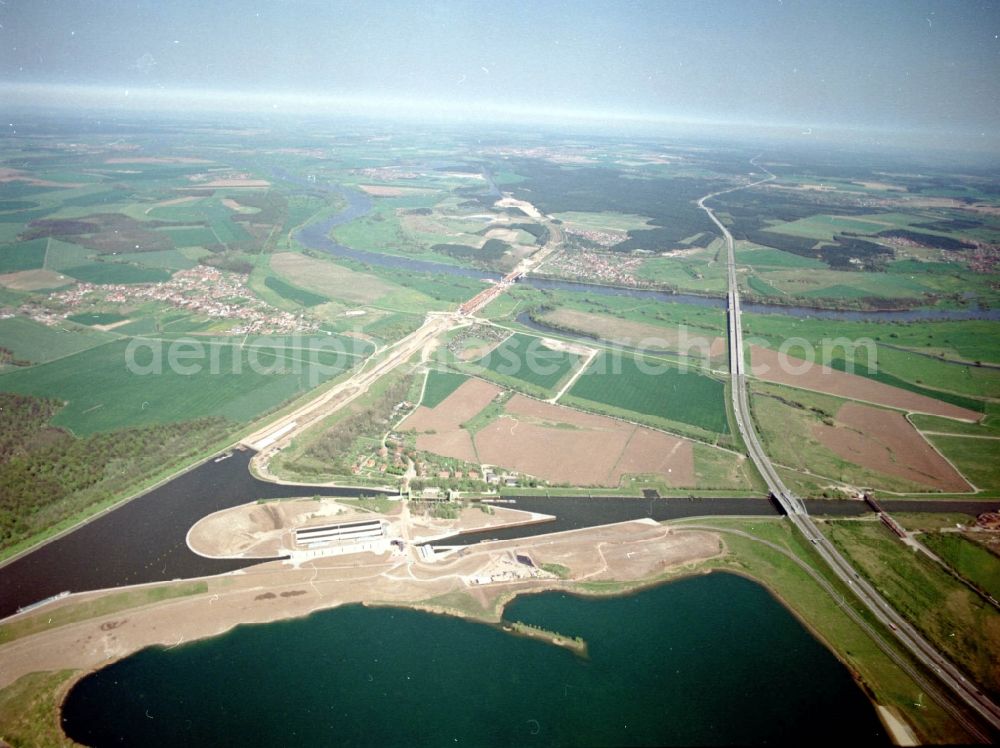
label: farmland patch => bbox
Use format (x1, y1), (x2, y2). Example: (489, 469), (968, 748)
(0, 337), (355, 434)
(750, 345), (981, 421)
(812, 402), (971, 492)
(568, 353), (728, 434)
(470, 332), (581, 393)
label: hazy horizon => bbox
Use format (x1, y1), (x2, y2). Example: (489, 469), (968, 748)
(1, 0), (998, 152)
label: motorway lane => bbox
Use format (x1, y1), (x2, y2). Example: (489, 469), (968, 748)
(700, 161), (1000, 739)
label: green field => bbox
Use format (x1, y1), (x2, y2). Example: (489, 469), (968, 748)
(421, 370), (468, 408)
(747, 275), (783, 297)
(148, 201), (252, 246)
(765, 214), (894, 241)
(116, 248), (205, 270)
(742, 313), (1000, 387)
(471, 333), (580, 392)
(736, 245), (826, 269)
(264, 275), (328, 307)
(0, 238), (47, 273)
(42, 239), (94, 271)
(0, 317), (116, 364)
(920, 533), (1000, 600)
(824, 355), (985, 413)
(568, 353), (728, 434)
(158, 226), (219, 248)
(823, 519), (1000, 699)
(0, 337), (355, 434)
(925, 435), (1000, 490)
(61, 262), (172, 285)
(66, 312), (127, 326)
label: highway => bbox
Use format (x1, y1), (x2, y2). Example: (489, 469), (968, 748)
(699, 160), (1000, 741)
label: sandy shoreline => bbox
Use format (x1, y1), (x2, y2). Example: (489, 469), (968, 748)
(0, 520), (720, 692)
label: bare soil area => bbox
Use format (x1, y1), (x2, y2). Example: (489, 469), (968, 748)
(813, 402), (972, 492)
(750, 345), (980, 421)
(407, 505), (549, 541)
(422, 394), (695, 486)
(415, 430), (478, 463)
(187, 499), (376, 558)
(221, 198), (257, 213)
(494, 196), (542, 219)
(403, 378), (503, 433)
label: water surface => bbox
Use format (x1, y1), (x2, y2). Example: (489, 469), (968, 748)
(61, 573), (887, 746)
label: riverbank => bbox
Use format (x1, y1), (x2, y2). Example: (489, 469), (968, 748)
(0, 516), (976, 745)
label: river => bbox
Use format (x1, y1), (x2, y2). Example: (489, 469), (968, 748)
(0, 450), (383, 619)
(288, 175), (998, 322)
(60, 573), (888, 746)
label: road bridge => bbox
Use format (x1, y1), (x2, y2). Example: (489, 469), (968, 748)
(700, 160), (1000, 740)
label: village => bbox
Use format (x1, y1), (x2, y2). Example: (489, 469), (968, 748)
(542, 248), (645, 287)
(15, 265), (320, 336)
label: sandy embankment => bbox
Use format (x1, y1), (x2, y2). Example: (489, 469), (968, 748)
(0, 521), (721, 692)
(187, 499), (555, 557)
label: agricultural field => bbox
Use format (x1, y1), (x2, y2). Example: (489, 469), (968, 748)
(0, 238), (47, 274)
(742, 314), (1000, 399)
(263, 275), (328, 307)
(919, 533), (1000, 601)
(467, 332), (582, 394)
(0, 317), (116, 365)
(420, 370), (469, 408)
(402, 379), (751, 490)
(567, 353), (729, 436)
(748, 345), (984, 421)
(750, 381), (973, 495)
(922, 434), (1000, 492)
(822, 519), (1000, 700)
(0, 337), (357, 435)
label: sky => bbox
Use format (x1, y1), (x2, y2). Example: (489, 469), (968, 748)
(1, 0), (998, 150)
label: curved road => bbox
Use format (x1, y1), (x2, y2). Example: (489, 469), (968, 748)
(699, 159), (1000, 741)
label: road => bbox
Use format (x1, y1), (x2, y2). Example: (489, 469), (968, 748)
(246, 197), (564, 465)
(699, 159), (1000, 740)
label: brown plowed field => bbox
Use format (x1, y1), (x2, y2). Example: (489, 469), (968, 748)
(610, 426), (694, 484)
(813, 402), (972, 492)
(750, 345), (980, 421)
(475, 418), (622, 485)
(403, 378), (503, 433)
(415, 430), (478, 463)
(406, 386), (697, 486)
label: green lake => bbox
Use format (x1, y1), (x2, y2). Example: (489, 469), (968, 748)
(61, 573), (887, 746)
